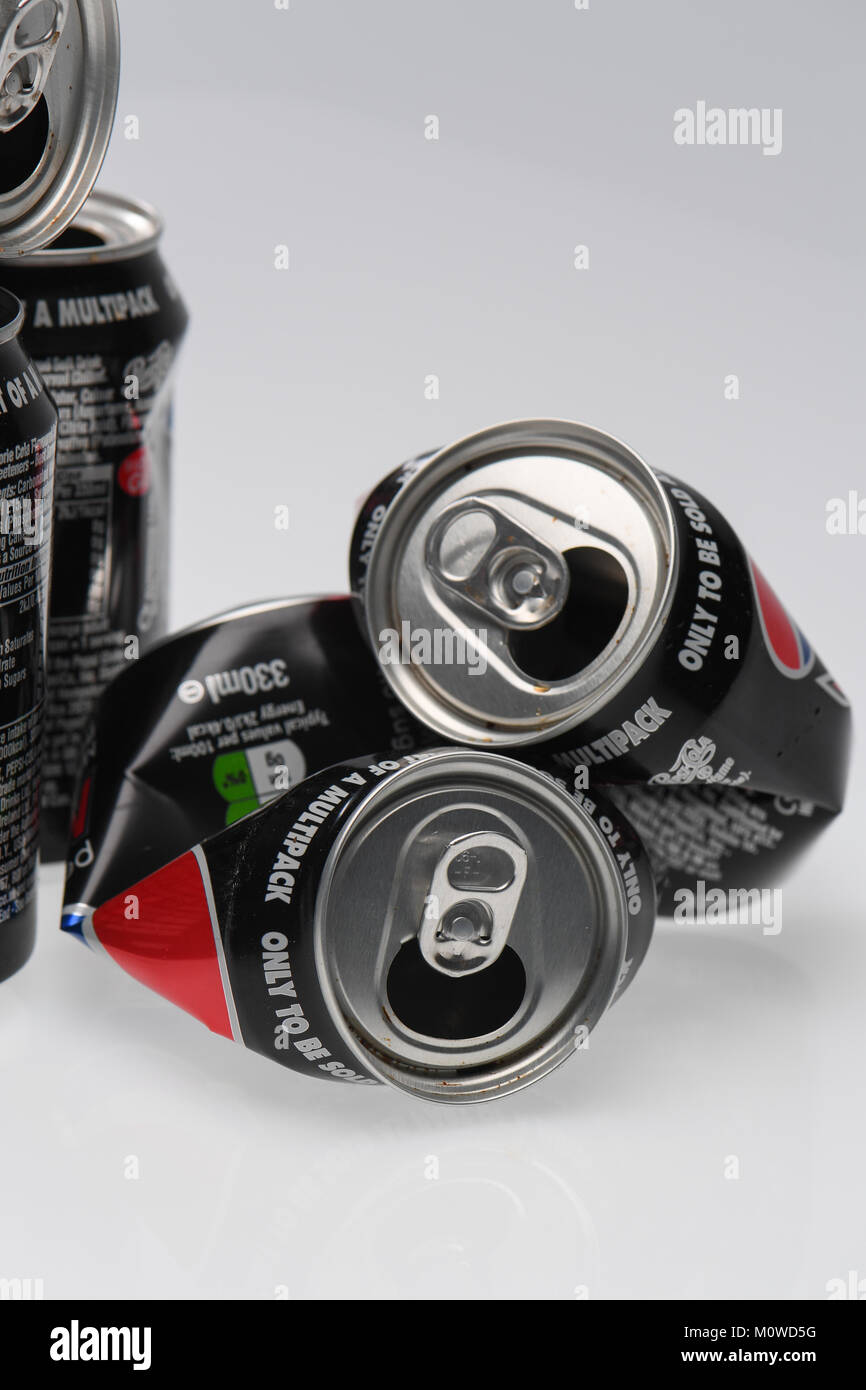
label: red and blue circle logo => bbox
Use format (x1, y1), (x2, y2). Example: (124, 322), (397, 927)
(748, 559), (814, 678)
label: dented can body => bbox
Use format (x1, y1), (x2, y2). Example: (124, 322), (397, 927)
(350, 421), (851, 901)
(1, 191), (189, 858)
(62, 596), (430, 913)
(63, 749), (655, 1103)
(0, 289), (56, 980)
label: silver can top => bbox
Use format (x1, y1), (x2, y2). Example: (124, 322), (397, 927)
(0, 284), (23, 341)
(13, 187), (164, 264)
(0, 0), (120, 255)
(360, 420), (677, 746)
(314, 750), (634, 1103)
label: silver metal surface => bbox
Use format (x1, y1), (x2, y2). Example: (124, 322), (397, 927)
(314, 750), (631, 1103)
(0, 1), (68, 132)
(0, 285), (23, 342)
(0, 0), (119, 254)
(418, 830), (528, 976)
(427, 499), (570, 630)
(13, 188), (164, 265)
(362, 420), (678, 747)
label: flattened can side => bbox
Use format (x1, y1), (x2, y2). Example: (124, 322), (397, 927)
(350, 422), (851, 813)
(64, 750), (656, 1104)
(61, 596), (431, 913)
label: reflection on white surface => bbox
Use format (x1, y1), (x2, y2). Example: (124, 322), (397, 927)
(1, 850), (863, 1298)
(269, 1148), (596, 1301)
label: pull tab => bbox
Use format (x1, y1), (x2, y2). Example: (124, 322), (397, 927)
(426, 498), (569, 630)
(0, 0), (68, 133)
(418, 832), (528, 977)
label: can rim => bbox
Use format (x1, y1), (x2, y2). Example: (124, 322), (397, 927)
(313, 749), (630, 1104)
(99, 594), (357, 669)
(11, 189), (165, 265)
(0, 286), (23, 343)
(360, 419), (679, 747)
(0, 0), (121, 256)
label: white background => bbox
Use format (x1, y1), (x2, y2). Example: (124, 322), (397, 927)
(4, 0), (864, 1299)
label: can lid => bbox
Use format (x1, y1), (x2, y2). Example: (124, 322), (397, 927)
(314, 750), (632, 1103)
(0, 0), (120, 255)
(13, 188), (164, 265)
(360, 420), (677, 746)
(0, 284), (23, 341)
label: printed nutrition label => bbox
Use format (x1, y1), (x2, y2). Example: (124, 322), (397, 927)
(0, 418), (55, 921)
(36, 350), (171, 824)
(609, 785), (784, 884)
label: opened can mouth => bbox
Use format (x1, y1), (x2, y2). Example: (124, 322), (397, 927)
(0, 0), (120, 254)
(11, 187), (165, 264)
(314, 750), (633, 1103)
(360, 420), (678, 747)
(0, 284), (23, 340)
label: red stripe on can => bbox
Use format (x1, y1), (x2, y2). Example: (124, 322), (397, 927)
(750, 561), (801, 670)
(92, 851), (232, 1038)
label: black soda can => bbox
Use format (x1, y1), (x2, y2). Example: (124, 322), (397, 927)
(0, 190), (189, 859)
(62, 749), (656, 1104)
(0, 288), (57, 981)
(62, 597), (430, 916)
(350, 420), (851, 897)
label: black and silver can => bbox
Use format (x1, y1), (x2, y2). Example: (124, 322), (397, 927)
(350, 420), (851, 893)
(62, 749), (655, 1103)
(0, 287), (56, 981)
(0, 0), (119, 253)
(1, 190), (189, 858)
